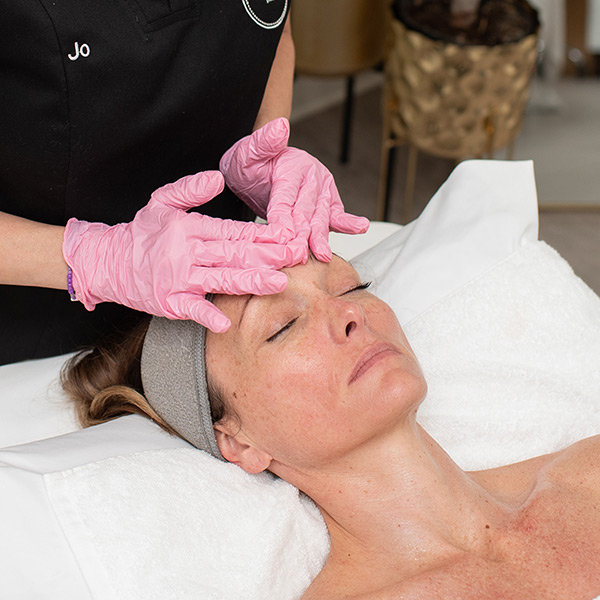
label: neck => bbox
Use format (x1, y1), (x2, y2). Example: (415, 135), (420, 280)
(274, 415), (514, 579)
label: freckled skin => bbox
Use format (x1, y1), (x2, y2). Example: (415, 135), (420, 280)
(205, 258), (600, 599)
(206, 256), (426, 470)
(300, 438), (600, 600)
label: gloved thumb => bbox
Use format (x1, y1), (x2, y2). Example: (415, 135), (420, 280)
(150, 171), (225, 211)
(251, 117), (290, 158)
(220, 118), (290, 173)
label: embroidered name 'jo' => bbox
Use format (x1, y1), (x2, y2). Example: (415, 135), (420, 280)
(68, 42), (90, 61)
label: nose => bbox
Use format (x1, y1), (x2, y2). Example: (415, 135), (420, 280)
(328, 296), (365, 343)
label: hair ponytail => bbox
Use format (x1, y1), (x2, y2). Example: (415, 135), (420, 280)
(61, 316), (177, 437)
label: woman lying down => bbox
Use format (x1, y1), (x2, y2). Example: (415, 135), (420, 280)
(63, 255), (600, 599)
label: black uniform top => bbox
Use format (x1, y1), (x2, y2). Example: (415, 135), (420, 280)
(0, 0), (289, 365)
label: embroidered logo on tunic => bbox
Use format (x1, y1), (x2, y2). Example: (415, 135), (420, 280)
(241, 0), (287, 30)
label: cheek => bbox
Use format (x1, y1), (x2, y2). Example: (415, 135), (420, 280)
(366, 299), (405, 340)
(291, 316), (349, 377)
(263, 340), (337, 411)
(207, 334), (326, 421)
(241, 341), (341, 442)
(380, 305), (418, 361)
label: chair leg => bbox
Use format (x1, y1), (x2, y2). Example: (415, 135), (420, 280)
(377, 139), (396, 222)
(377, 80), (399, 221)
(484, 113), (496, 158)
(384, 145), (397, 222)
(402, 144), (418, 224)
(340, 75), (355, 164)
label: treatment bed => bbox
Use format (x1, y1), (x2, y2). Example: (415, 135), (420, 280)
(1, 160), (599, 599)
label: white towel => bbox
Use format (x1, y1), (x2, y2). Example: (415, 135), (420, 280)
(45, 448), (329, 600)
(407, 241), (600, 470)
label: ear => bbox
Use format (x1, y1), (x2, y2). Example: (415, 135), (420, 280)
(214, 422), (272, 475)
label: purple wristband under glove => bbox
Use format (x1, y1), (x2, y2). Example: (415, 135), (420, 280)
(67, 266), (77, 302)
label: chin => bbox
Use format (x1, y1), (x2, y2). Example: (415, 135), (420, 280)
(362, 366), (428, 418)
(395, 377), (427, 406)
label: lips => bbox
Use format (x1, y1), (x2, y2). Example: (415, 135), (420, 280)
(348, 342), (400, 384)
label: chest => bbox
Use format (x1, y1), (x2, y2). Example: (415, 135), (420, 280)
(410, 492), (600, 599)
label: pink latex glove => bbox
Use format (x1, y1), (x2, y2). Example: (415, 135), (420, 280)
(62, 171), (307, 332)
(219, 117), (369, 262)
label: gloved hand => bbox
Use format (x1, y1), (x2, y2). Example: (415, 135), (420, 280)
(219, 117), (369, 262)
(62, 171), (307, 332)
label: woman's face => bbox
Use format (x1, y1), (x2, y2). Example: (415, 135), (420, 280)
(206, 256), (427, 471)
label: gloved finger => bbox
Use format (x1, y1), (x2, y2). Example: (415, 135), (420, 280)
(150, 171), (225, 211)
(329, 206), (370, 235)
(265, 170), (304, 236)
(190, 214), (294, 245)
(307, 194), (333, 262)
(328, 180), (370, 233)
(288, 175), (319, 243)
(187, 267), (288, 296)
(192, 237), (307, 270)
(168, 294), (232, 333)
(281, 235), (310, 266)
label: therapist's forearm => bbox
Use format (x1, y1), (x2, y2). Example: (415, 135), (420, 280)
(253, 14), (295, 131)
(0, 211), (68, 290)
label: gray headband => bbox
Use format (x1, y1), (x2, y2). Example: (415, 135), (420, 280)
(140, 315), (224, 461)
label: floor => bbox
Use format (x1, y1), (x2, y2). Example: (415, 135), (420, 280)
(289, 76), (600, 294)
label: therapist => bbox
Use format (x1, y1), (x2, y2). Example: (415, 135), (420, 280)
(0, 1), (368, 366)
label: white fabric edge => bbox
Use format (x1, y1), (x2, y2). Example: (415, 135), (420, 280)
(352, 159), (539, 324)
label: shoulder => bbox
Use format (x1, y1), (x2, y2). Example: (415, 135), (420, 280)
(471, 435), (600, 499)
(544, 435), (600, 490)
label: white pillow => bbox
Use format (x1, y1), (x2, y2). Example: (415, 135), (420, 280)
(350, 159), (538, 323)
(411, 241), (600, 470)
(0, 352), (79, 448)
(0, 159), (544, 599)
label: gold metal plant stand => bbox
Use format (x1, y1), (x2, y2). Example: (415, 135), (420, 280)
(378, 8), (539, 222)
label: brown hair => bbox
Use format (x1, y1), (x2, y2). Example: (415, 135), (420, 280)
(61, 317), (232, 438)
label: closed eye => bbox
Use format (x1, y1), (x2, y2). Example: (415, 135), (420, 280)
(266, 318), (298, 343)
(265, 283), (370, 343)
(343, 281), (372, 295)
